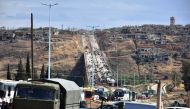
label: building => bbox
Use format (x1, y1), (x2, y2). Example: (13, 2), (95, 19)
(170, 16), (175, 26)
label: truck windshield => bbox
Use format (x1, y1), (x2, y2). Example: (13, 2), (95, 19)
(15, 87), (55, 100)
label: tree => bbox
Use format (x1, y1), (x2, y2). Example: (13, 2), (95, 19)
(45, 67), (48, 78)
(45, 67), (53, 78)
(172, 53), (178, 60)
(181, 61), (190, 107)
(7, 64), (11, 80)
(172, 71), (181, 87)
(40, 64), (45, 79)
(26, 53), (31, 78)
(33, 68), (38, 80)
(15, 58), (27, 81)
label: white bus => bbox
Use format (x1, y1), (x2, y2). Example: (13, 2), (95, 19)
(0, 80), (21, 105)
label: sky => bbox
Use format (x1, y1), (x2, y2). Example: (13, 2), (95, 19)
(0, 0), (190, 29)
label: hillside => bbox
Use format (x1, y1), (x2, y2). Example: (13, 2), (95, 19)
(0, 34), (83, 79)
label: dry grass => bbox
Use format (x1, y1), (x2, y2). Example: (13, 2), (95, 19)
(0, 35), (82, 79)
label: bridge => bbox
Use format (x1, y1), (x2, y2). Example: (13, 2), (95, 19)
(82, 34), (115, 87)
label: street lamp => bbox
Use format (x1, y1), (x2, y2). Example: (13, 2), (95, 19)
(42, 3), (58, 79)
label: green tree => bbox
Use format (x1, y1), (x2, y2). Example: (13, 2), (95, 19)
(181, 61), (190, 107)
(15, 58), (27, 80)
(40, 64), (45, 79)
(133, 39), (141, 76)
(7, 64), (11, 80)
(172, 71), (181, 87)
(45, 67), (48, 78)
(33, 68), (38, 80)
(172, 53), (178, 60)
(26, 53), (31, 78)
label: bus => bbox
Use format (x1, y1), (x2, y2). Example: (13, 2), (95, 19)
(0, 80), (21, 105)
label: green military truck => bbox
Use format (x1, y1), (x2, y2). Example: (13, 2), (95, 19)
(13, 79), (81, 109)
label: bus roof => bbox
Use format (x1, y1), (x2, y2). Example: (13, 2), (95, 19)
(0, 80), (22, 86)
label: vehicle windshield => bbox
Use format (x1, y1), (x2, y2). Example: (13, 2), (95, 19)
(114, 90), (125, 97)
(85, 91), (93, 98)
(0, 90), (5, 98)
(95, 90), (103, 96)
(15, 87), (55, 100)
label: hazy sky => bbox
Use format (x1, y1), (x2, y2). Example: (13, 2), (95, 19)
(0, 0), (190, 29)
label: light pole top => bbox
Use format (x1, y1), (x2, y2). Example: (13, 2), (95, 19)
(42, 3), (59, 8)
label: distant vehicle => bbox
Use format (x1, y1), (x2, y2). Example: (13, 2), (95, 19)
(137, 91), (153, 99)
(113, 88), (129, 101)
(137, 94), (146, 99)
(83, 87), (95, 101)
(94, 87), (109, 100)
(0, 80), (21, 106)
(107, 78), (115, 84)
(13, 79), (81, 109)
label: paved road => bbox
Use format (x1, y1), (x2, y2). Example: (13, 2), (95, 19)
(82, 35), (115, 86)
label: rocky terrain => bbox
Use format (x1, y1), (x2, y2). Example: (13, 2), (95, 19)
(0, 33), (83, 79)
(0, 27), (185, 84)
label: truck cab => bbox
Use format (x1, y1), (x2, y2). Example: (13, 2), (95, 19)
(13, 81), (60, 109)
(13, 79), (81, 109)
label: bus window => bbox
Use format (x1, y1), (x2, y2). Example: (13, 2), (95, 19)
(0, 90), (5, 98)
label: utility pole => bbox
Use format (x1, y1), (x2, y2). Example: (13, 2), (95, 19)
(31, 13), (34, 80)
(144, 73), (147, 84)
(133, 71), (136, 90)
(87, 26), (99, 32)
(61, 24), (63, 30)
(157, 80), (162, 109)
(42, 3), (58, 79)
(115, 35), (119, 88)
